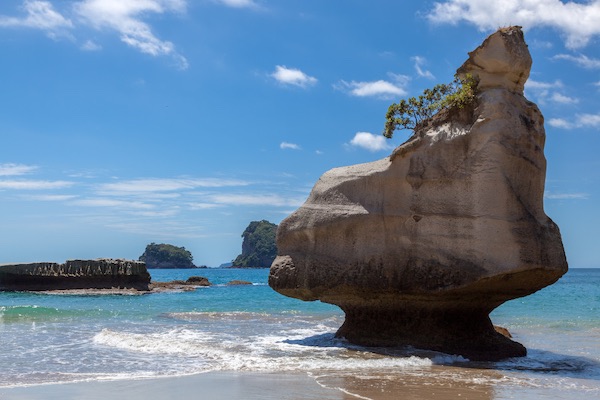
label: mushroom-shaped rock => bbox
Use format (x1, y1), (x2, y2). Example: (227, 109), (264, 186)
(269, 27), (568, 361)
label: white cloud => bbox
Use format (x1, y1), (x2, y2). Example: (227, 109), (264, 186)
(578, 113), (600, 127)
(427, 0), (600, 49)
(73, 198), (155, 209)
(81, 39), (101, 51)
(280, 142), (301, 150)
(207, 193), (305, 207)
(336, 78), (408, 99)
(74, 0), (188, 69)
(213, 0), (258, 8)
(553, 53), (600, 69)
(0, 0), (73, 38)
(0, 180), (74, 190)
(96, 177), (249, 195)
(412, 56), (435, 79)
(188, 202), (222, 210)
(550, 92), (579, 104)
(531, 39), (553, 49)
(526, 79), (563, 90)
(0, 1), (187, 68)
(100, 219), (204, 239)
(548, 113), (600, 129)
(548, 118), (574, 129)
(24, 194), (78, 201)
(271, 65), (317, 88)
(525, 79), (577, 105)
(544, 191), (589, 200)
(0, 163), (38, 176)
(130, 209), (181, 218)
(349, 132), (392, 152)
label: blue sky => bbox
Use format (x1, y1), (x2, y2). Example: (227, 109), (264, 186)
(0, 0), (599, 268)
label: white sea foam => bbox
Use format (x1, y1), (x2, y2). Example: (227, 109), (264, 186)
(90, 310), (600, 395)
(93, 326), (434, 373)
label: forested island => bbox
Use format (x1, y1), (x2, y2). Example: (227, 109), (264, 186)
(139, 243), (204, 269)
(232, 220), (277, 268)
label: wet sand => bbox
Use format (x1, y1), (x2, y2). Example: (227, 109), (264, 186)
(0, 373), (341, 400)
(0, 369), (552, 400)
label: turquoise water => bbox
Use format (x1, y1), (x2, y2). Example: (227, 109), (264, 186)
(0, 268), (599, 398)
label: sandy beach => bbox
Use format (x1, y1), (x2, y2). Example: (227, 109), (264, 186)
(1, 367), (587, 400)
(0, 370), (503, 400)
(0, 372), (347, 400)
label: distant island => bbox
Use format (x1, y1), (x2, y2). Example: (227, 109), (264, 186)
(139, 243), (203, 269)
(232, 220), (277, 268)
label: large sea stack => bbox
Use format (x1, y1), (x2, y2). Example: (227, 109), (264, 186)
(269, 27), (568, 361)
(0, 259), (151, 291)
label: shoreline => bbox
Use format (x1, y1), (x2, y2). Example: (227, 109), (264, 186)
(0, 365), (600, 400)
(0, 372), (347, 400)
(0, 369), (504, 400)
(0, 368), (562, 400)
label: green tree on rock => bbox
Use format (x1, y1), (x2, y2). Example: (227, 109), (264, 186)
(232, 220), (278, 268)
(384, 74), (477, 138)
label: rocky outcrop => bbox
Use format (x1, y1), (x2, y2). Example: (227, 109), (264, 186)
(269, 27), (568, 361)
(139, 243), (196, 269)
(0, 259), (151, 291)
(150, 276), (211, 292)
(233, 220), (278, 268)
(227, 280), (253, 286)
(185, 276), (211, 286)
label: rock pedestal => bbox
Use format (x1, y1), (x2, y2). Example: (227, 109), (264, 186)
(269, 27), (568, 361)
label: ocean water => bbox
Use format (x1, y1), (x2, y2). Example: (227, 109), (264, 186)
(0, 268), (598, 399)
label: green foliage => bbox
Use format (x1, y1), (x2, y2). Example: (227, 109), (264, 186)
(232, 220), (278, 268)
(139, 243), (194, 268)
(383, 74), (477, 138)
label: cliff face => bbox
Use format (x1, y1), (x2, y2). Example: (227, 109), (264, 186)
(233, 220), (277, 268)
(0, 259), (151, 291)
(269, 27), (568, 361)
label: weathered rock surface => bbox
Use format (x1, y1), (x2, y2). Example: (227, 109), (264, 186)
(269, 27), (568, 361)
(0, 259), (151, 291)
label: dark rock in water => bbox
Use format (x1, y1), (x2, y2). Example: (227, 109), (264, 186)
(186, 276), (211, 286)
(0, 259), (151, 291)
(227, 280), (252, 286)
(269, 27), (568, 361)
(149, 276), (211, 292)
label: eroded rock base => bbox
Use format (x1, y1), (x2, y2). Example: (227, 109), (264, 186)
(336, 305), (526, 361)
